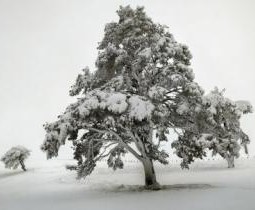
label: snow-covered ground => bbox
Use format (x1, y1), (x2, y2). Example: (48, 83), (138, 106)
(0, 158), (255, 210)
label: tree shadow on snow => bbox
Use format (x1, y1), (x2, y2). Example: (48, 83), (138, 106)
(0, 170), (26, 179)
(102, 183), (213, 193)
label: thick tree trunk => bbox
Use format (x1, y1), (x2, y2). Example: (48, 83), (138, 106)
(19, 160), (26, 171)
(226, 155), (235, 168)
(141, 158), (160, 190)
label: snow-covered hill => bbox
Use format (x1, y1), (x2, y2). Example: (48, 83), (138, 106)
(0, 158), (255, 210)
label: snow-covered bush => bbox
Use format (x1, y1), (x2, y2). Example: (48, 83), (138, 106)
(1, 146), (30, 171)
(41, 6), (252, 189)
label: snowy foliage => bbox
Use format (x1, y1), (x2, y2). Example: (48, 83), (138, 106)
(235, 100), (253, 115)
(1, 146), (30, 171)
(41, 6), (252, 187)
(172, 88), (252, 168)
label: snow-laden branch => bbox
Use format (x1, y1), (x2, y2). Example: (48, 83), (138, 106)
(83, 124), (142, 161)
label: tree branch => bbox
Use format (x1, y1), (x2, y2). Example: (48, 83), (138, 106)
(82, 124), (142, 161)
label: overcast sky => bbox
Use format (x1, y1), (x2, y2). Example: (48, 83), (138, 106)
(0, 0), (254, 159)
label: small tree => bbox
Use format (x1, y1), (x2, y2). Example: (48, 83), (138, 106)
(172, 88), (252, 168)
(41, 6), (252, 189)
(1, 146), (30, 171)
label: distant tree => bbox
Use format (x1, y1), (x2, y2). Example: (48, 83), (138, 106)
(41, 6), (252, 189)
(172, 88), (252, 168)
(1, 146), (30, 171)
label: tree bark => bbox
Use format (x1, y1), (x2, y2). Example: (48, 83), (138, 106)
(141, 158), (160, 190)
(19, 160), (26, 171)
(226, 155), (235, 168)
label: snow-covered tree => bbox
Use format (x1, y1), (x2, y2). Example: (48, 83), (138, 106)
(1, 146), (30, 171)
(41, 6), (252, 189)
(172, 88), (252, 168)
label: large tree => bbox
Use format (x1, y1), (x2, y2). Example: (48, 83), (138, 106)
(41, 6), (251, 189)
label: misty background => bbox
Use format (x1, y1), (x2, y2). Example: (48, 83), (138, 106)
(0, 0), (254, 160)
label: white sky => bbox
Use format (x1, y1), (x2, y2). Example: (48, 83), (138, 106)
(0, 0), (254, 159)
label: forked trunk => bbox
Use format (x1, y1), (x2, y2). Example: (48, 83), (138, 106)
(19, 159), (26, 171)
(226, 155), (235, 168)
(141, 158), (160, 190)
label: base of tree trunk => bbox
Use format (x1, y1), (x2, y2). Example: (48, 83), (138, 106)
(19, 160), (27, 171)
(142, 158), (161, 190)
(227, 163), (235, 168)
(226, 156), (235, 168)
(144, 182), (161, 190)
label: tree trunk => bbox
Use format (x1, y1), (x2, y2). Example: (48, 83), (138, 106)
(141, 158), (160, 190)
(226, 155), (235, 168)
(19, 160), (26, 171)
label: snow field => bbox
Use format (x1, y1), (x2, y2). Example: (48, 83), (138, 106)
(0, 158), (255, 210)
